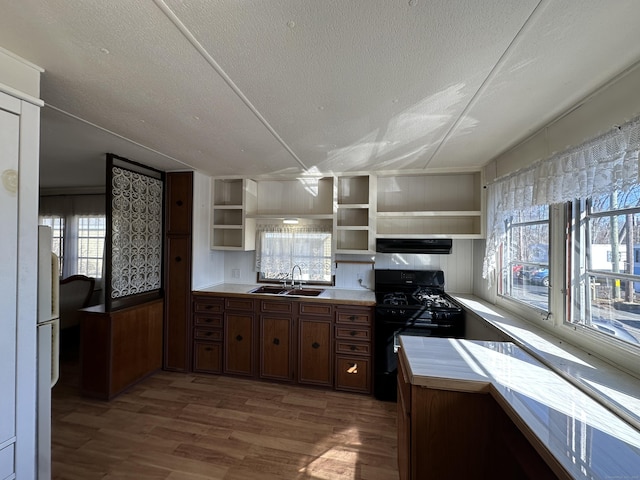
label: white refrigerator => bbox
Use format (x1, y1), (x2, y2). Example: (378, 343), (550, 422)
(37, 225), (60, 480)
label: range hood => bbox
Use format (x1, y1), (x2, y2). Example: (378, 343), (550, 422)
(376, 238), (452, 254)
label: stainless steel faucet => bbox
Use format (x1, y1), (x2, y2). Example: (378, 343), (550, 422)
(291, 264), (303, 290)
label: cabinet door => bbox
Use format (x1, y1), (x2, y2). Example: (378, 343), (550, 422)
(260, 315), (293, 382)
(0, 107), (19, 464)
(193, 341), (222, 374)
(166, 172), (193, 235)
(164, 235), (191, 371)
(224, 312), (254, 376)
(298, 319), (332, 387)
(335, 355), (371, 394)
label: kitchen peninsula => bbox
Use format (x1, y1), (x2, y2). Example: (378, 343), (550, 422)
(398, 335), (640, 479)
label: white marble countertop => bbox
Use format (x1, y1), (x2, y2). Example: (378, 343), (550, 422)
(452, 294), (640, 433)
(400, 335), (640, 479)
(193, 283), (376, 306)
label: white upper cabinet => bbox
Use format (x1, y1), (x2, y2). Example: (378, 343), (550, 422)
(211, 178), (257, 250)
(376, 172), (483, 238)
(335, 175), (376, 253)
(210, 171), (484, 251)
(249, 176), (334, 218)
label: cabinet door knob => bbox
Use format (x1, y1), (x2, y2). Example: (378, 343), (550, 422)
(236, 334), (243, 342)
(312, 342), (320, 349)
(175, 256), (182, 262)
(176, 200), (183, 206)
(273, 337), (280, 346)
(205, 347), (212, 352)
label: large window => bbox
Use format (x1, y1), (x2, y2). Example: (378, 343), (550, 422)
(570, 187), (640, 346)
(39, 194), (106, 280)
(499, 205), (550, 311)
(256, 225), (332, 285)
(77, 216), (106, 278)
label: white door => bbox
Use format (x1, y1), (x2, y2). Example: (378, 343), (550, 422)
(0, 106), (20, 478)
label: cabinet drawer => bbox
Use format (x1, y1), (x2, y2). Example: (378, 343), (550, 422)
(194, 298), (224, 314)
(336, 310), (372, 326)
(335, 326), (371, 341)
(193, 341), (222, 374)
(335, 355), (371, 394)
(225, 298), (254, 311)
(261, 299), (293, 314)
(193, 328), (223, 341)
(335, 340), (371, 356)
(194, 315), (223, 328)
(299, 302), (332, 317)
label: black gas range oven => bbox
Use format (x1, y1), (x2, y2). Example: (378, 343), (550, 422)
(373, 269), (465, 401)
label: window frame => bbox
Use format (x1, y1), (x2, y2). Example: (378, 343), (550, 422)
(497, 205), (551, 315)
(566, 194), (640, 353)
(256, 227), (333, 286)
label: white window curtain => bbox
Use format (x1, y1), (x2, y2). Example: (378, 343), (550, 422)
(39, 194), (105, 277)
(483, 115), (640, 281)
(255, 223), (334, 280)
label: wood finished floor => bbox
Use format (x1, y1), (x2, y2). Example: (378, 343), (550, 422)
(52, 359), (400, 479)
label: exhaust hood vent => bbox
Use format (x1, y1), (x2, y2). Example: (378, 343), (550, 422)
(376, 238), (452, 254)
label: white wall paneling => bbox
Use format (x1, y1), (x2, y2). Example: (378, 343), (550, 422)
(192, 172), (225, 289)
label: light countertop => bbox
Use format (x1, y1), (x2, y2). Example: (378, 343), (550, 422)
(193, 283), (376, 306)
(399, 335), (640, 479)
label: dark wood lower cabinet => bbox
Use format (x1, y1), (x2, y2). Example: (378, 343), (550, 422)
(190, 294), (372, 395)
(224, 311), (255, 376)
(298, 318), (333, 387)
(260, 315), (294, 382)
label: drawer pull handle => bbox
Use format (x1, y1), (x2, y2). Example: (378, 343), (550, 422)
(236, 334), (243, 342)
(347, 363), (358, 374)
(350, 330), (357, 336)
(312, 342), (320, 349)
(273, 337), (280, 346)
(205, 305), (212, 310)
(350, 315), (357, 321)
(205, 318), (212, 323)
(176, 200), (183, 206)
(205, 332), (213, 337)
(350, 345), (357, 351)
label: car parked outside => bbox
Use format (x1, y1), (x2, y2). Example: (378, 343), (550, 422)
(529, 268), (549, 287)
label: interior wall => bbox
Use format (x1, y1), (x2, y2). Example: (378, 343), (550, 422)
(484, 61), (640, 183)
(191, 171), (224, 289)
(221, 239), (474, 294)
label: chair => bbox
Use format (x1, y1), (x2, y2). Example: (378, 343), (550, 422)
(59, 275), (95, 330)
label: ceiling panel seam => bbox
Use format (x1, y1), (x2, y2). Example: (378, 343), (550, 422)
(44, 104), (192, 168)
(152, 0), (309, 173)
(421, 0), (548, 170)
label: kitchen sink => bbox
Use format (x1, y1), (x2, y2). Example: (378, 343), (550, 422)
(248, 285), (288, 295)
(284, 288), (325, 297)
(247, 286), (325, 297)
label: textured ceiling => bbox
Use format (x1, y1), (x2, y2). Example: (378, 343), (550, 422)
(0, 1), (639, 188)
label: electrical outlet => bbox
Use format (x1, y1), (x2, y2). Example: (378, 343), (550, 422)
(232, 268), (240, 279)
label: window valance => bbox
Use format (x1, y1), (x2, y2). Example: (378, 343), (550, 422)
(483, 114), (640, 281)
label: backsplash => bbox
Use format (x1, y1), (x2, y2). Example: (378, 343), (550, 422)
(220, 239), (475, 294)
